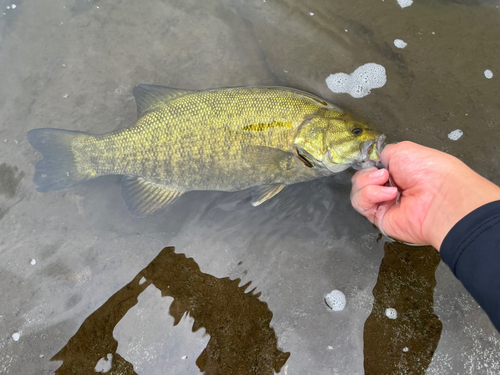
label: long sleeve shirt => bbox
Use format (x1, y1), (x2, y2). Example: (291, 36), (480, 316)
(441, 200), (500, 332)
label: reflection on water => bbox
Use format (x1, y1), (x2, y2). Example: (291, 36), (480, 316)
(364, 242), (442, 374)
(52, 247), (289, 374)
(51, 241), (446, 374)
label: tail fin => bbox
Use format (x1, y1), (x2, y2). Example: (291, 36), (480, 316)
(27, 128), (89, 192)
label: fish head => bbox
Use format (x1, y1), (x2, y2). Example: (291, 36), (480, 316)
(293, 112), (386, 173)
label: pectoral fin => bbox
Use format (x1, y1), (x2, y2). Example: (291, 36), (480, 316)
(121, 176), (184, 217)
(242, 146), (295, 171)
(251, 184), (286, 206)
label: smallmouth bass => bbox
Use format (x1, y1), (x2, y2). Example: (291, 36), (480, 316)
(27, 85), (385, 217)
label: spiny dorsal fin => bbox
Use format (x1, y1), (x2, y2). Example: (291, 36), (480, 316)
(121, 176), (184, 217)
(132, 84), (196, 119)
(251, 184), (286, 206)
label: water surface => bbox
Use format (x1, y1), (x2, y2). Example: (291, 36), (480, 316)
(1, 0), (500, 373)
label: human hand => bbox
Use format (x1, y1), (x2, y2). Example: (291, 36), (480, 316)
(350, 141), (500, 250)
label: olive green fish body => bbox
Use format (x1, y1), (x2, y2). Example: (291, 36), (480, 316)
(74, 88), (331, 189)
(27, 85), (385, 217)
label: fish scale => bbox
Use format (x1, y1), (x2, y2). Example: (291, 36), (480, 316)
(27, 85), (385, 217)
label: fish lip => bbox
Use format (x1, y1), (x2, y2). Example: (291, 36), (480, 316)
(360, 139), (376, 161)
(352, 134), (387, 170)
(376, 134), (387, 154)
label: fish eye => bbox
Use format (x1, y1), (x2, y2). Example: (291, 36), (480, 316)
(351, 127), (363, 135)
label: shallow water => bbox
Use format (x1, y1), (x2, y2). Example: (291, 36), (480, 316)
(1, 0), (500, 374)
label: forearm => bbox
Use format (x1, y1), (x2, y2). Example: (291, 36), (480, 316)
(424, 162), (500, 251)
(440, 200), (500, 332)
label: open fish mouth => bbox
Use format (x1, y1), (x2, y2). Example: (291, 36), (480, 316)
(353, 134), (387, 170)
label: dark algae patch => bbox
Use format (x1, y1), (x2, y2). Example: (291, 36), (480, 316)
(364, 242), (442, 374)
(52, 246), (289, 374)
(0, 163), (24, 219)
(0, 163), (24, 198)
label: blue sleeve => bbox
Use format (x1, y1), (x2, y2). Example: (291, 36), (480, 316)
(441, 200), (500, 332)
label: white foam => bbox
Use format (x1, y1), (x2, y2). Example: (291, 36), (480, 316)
(403, 347), (409, 352)
(397, 0), (413, 8)
(448, 129), (463, 141)
(326, 63), (387, 98)
(309, 12), (314, 16)
(30, 258), (36, 266)
(325, 290), (346, 311)
(12, 332), (20, 341)
(484, 69), (493, 79)
(11, 4), (16, 9)
(385, 307), (397, 319)
(394, 39), (407, 49)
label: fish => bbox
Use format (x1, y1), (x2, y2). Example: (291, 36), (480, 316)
(27, 85), (386, 217)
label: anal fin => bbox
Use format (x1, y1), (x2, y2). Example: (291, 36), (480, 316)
(251, 184), (286, 206)
(122, 176), (183, 217)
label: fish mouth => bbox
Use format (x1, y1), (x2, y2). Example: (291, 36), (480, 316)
(352, 134), (387, 170)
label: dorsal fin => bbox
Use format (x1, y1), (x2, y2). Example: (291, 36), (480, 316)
(132, 84), (195, 119)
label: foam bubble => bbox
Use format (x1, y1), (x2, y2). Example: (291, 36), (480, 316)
(12, 332), (20, 341)
(403, 347), (409, 352)
(385, 307), (397, 319)
(448, 129), (463, 141)
(30, 258), (36, 265)
(484, 69), (493, 79)
(397, 0), (413, 8)
(325, 290), (346, 311)
(326, 63), (387, 98)
(394, 39), (407, 49)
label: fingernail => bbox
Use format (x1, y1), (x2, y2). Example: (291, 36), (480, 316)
(370, 169), (385, 179)
(382, 187), (398, 194)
